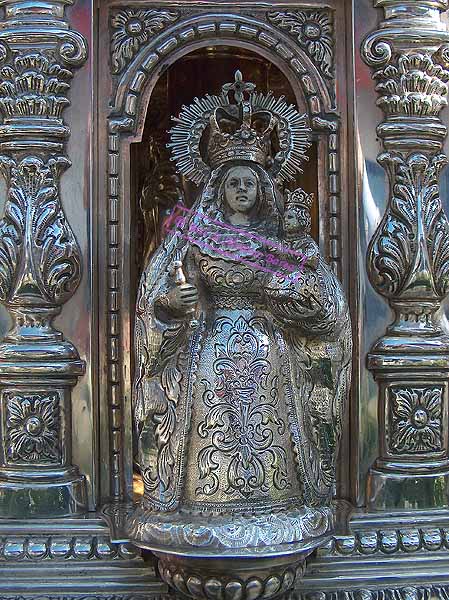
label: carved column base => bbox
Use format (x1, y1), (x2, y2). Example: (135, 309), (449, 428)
(0, 316), (87, 518)
(372, 301), (449, 353)
(367, 352), (449, 510)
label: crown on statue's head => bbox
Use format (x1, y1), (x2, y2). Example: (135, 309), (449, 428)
(207, 72), (276, 168)
(285, 187), (314, 212)
(208, 111), (275, 168)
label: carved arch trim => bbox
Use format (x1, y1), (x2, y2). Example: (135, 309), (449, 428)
(109, 12), (335, 134)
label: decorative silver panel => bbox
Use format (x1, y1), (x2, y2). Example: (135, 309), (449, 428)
(0, 0), (449, 598)
(362, 0), (449, 510)
(0, 0), (88, 517)
(105, 3), (349, 505)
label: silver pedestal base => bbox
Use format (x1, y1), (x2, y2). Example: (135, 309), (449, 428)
(2, 505), (449, 599)
(156, 551), (306, 600)
(126, 501), (335, 600)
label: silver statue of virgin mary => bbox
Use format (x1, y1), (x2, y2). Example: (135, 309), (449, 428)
(127, 71), (352, 600)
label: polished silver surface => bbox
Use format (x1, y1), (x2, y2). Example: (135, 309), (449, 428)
(1, 0), (449, 597)
(0, 0), (88, 518)
(362, 0), (449, 511)
(127, 68), (352, 598)
(98, 3), (350, 512)
(101, 0), (353, 511)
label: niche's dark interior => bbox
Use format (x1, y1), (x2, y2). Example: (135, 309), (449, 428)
(129, 46), (319, 496)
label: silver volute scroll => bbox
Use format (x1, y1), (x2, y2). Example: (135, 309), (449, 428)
(127, 72), (352, 599)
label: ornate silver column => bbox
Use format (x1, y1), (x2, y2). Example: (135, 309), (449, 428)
(0, 0), (88, 517)
(362, 0), (449, 509)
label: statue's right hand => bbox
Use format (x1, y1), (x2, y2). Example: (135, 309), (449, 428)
(166, 283), (199, 314)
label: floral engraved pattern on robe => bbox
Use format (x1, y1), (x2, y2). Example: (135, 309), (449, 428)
(197, 315), (290, 498)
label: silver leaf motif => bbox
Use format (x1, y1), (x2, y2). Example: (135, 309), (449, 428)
(389, 387), (443, 454)
(267, 11), (334, 80)
(111, 9), (179, 74)
(368, 152), (449, 299)
(0, 155), (82, 306)
(5, 392), (60, 463)
(373, 52), (449, 117)
(0, 51), (72, 119)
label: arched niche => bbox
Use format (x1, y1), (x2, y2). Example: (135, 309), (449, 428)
(102, 13), (347, 504)
(127, 44), (321, 495)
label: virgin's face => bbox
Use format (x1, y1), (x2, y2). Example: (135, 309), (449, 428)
(224, 166), (258, 214)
